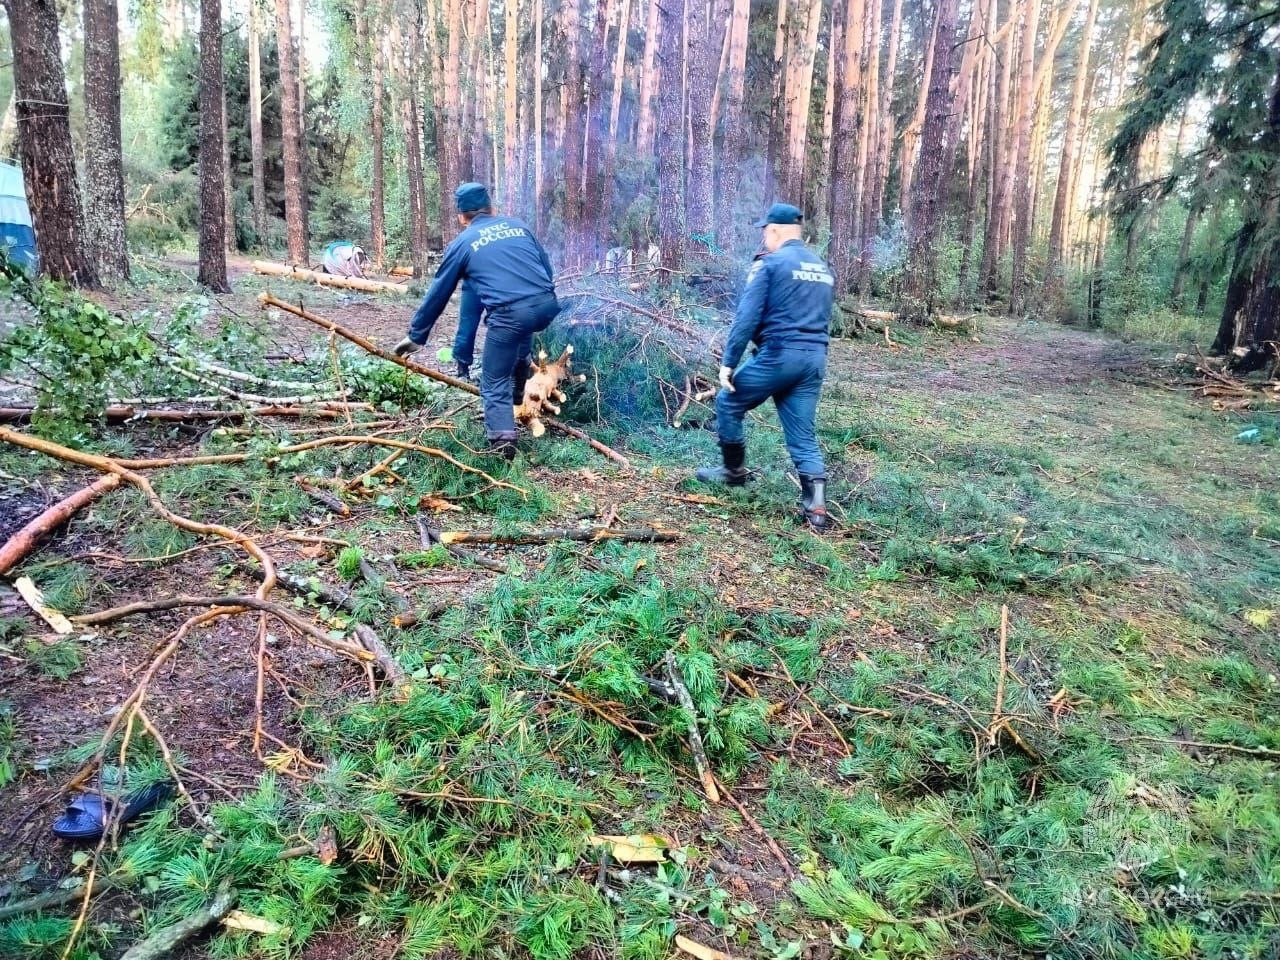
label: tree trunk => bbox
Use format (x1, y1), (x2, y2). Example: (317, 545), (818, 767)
(854, 0), (879, 262)
(441, 0), (464, 241)
(582, 0), (613, 261)
(534, 0), (545, 231)
(1170, 202), (1200, 309)
(82, 0), (130, 283)
(897, 5), (938, 225)
(296, 0), (310, 250)
(828, 0), (864, 290)
(0, 92), (16, 159)
(656, 0), (686, 277)
(686, 0), (720, 253)
(405, 14), (430, 273)
(562, 0), (585, 262)
(715, 0), (750, 249)
(197, 0), (229, 291)
(248, 0), (268, 247)
(637, 0), (662, 157)
(273, 0), (306, 262)
(901, 0), (959, 316)
(764, 0), (788, 199)
(222, 75), (236, 254)
(780, 0), (821, 203)
(1007, 0), (1043, 315)
(503, 0), (519, 209)
(1044, 0), (1098, 305)
(812, 1), (840, 238)
(977, 5), (1014, 297)
(860, 0), (901, 291)
(3, 0), (98, 287)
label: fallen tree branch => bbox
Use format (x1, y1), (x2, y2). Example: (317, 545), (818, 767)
(162, 360), (338, 405)
(0, 474), (121, 575)
(438, 526), (678, 546)
(260, 293), (633, 468)
(0, 405), (357, 424)
(0, 879), (110, 920)
(665, 651), (720, 803)
(715, 778), (794, 878)
(253, 259), (410, 294)
(417, 517), (508, 573)
(118, 880), (237, 960)
(72, 594), (373, 664)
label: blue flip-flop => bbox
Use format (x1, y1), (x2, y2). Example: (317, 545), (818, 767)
(52, 782), (174, 841)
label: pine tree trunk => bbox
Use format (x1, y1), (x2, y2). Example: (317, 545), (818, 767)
(82, 0), (130, 283)
(222, 76), (236, 254)
(273, 0), (306, 262)
(404, 13), (430, 273)
(859, 0), (901, 291)
(198, 0), (229, 291)
(854, 0), (878, 261)
(901, 0), (959, 316)
(764, 0), (788, 199)
(812, 1), (840, 238)
(1044, 0), (1098, 305)
(715, 0), (750, 250)
(441, 0), (464, 241)
(562, 0), (585, 262)
(0, 92), (16, 159)
(685, 0), (720, 252)
(780, 0), (821, 203)
(296, 0), (310, 250)
(582, 0), (613, 261)
(656, 0), (686, 277)
(1008, 0), (1046, 315)
(1170, 202), (1200, 309)
(977, 6), (1014, 297)
(371, 5), (387, 265)
(503, 0), (519, 210)
(4, 0), (98, 286)
(248, 0), (268, 247)
(534, 0), (545, 231)
(636, 0), (662, 157)
(828, 0), (864, 291)
(897, 6), (938, 224)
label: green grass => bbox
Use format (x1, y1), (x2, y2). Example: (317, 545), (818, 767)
(2, 317), (1278, 959)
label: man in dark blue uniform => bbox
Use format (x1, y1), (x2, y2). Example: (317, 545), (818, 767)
(696, 203), (834, 530)
(394, 182), (560, 457)
(451, 280), (484, 382)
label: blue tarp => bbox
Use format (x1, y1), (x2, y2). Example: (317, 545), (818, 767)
(0, 162), (37, 275)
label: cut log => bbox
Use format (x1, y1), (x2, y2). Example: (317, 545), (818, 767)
(0, 474), (121, 575)
(252, 260), (411, 295)
(260, 293), (633, 468)
(118, 881), (237, 960)
(388, 265), (414, 277)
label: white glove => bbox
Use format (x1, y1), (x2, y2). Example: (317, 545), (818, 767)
(718, 366), (735, 393)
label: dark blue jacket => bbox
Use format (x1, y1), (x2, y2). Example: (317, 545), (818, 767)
(408, 214), (556, 344)
(722, 239), (834, 369)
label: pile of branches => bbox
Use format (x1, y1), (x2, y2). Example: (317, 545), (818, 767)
(1175, 351), (1280, 410)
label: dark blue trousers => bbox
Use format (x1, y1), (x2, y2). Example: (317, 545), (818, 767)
(453, 283), (484, 369)
(481, 293), (561, 440)
(715, 346), (827, 477)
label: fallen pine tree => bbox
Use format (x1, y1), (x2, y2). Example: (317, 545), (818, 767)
(252, 260), (412, 295)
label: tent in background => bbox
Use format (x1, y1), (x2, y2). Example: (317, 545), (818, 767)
(0, 162), (37, 275)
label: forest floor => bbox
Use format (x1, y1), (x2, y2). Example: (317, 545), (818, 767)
(0, 264), (1277, 960)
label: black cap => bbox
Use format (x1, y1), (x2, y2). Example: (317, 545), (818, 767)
(455, 182), (492, 214)
(753, 203), (804, 228)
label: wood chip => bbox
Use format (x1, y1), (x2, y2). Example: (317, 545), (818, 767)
(13, 576), (74, 634)
(675, 934), (738, 960)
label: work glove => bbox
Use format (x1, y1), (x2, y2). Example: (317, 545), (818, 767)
(393, 336), (422, 357)
(718, 365), (735, 393)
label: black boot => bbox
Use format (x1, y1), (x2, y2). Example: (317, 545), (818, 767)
(800, 475), (829, 530)
(456, 362), (471, 382)
(487, 435), (518, 461)
(695, 441), (749, 486)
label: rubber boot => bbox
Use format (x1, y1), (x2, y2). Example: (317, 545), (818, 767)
(456, 362), (471, 382)
(800, 475), (829, 531)
(695, 441), (749, 486)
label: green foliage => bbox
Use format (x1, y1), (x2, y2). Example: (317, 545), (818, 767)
(24, 638), (85, 681)
(0, 265), (154, 443)
(0, 702), (16, 789)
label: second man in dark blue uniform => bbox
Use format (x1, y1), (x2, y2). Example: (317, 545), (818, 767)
(395, 182), (560, 458)
(696, 203), (835, 530)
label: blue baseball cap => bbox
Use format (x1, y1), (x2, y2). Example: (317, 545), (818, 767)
(455, 182), (492, 213)
(753, 203), (804, 228)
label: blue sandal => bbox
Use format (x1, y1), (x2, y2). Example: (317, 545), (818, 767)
(52, 782), (174, 841)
